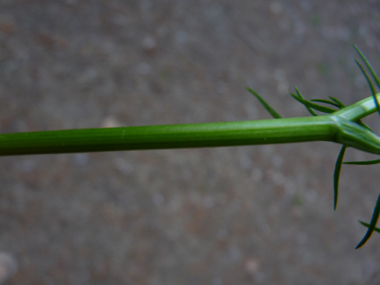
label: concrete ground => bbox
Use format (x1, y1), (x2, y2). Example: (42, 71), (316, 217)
(0, 0), (380, 284)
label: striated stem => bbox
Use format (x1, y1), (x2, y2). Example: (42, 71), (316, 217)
(1, 94), (380, 156)
(333, 93), (380, 121)
(0, 116), (337, 156)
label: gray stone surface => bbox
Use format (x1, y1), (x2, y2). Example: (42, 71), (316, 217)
(0, 0), (380, 284)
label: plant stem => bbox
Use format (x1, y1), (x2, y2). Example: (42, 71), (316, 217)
(0, 116), (337, 156)
(334, 93), (380, 121)
(1, 94), (380, 156)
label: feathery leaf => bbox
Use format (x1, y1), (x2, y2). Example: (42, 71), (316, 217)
(354, 59), (380, 118)
(344, 158), (380, 165)
(355, 120), (373, 132)
(329, 96), (345, 108)
(334, 145), (346, 210)
(290, 93), (336, 114)
(310, 98), (341, 109)
(246, 88), (282, 119)
(294, 87), (318, 116)
(359, 221), (380, 234)
(354, 44), (380, 89)
(356, 193), (380, 249)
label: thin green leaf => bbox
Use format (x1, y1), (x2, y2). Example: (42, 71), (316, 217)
(334, 145), (346, 211)
(356, 193), (380, 249)
(356, 120), (373, 132)
(293, 87), (318, 116)
(246, 87), (282, 119)
(354, 59), (380, 118)
(359, 221), (380, 234)
(310, 98), (341, 108)
(354, 44), (380, 89)
(344, 158), (380, 165)
(355, 59), (376, 96)
(329, 96), (345, 108)
(353, 44), (380, 117)
(290, 93), (336, 114)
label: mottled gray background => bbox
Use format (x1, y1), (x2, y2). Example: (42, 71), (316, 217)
(0, 0), (380, 284)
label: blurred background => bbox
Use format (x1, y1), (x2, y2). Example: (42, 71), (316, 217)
(0, 0), (380, 284)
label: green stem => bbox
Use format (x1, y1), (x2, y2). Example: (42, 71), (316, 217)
(0, 116), (336, 156)
(333, 93), (380, 121)
(1, 94), (380, 156)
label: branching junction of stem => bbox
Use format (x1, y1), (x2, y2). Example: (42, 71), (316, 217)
(1, 45), (379, 249)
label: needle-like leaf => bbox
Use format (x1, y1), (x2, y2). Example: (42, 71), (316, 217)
(356, 193), (380, 249)
(246, 87), (282, 119)
(354, 44), (380, 89)
(354, 59), (380, 118)
(290, 93), (336, 114)
(329, 96), (345, 108)
(310, 98), (341, 109)
(294, 87), (318, 116)
(359, 221), (380, 234)
(355, 120), (373, 132)
(334, 145), (346, 210)
(344, 159), (380, 165)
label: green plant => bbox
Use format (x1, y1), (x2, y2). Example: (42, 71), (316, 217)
(1, 45), (380, 248)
